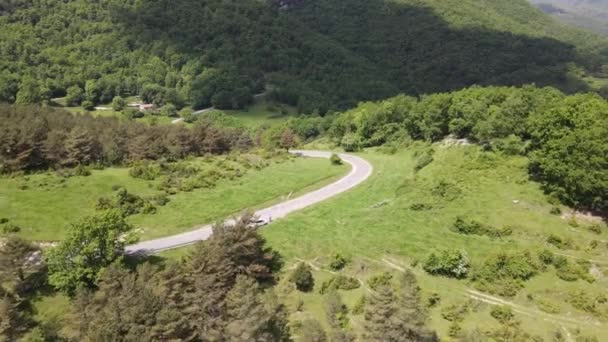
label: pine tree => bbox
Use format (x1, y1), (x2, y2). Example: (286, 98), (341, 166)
(64, 127), (100, 167)
(225, 275), (270, 341)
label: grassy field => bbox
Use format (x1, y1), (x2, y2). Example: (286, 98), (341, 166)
(258, 144), (608, 340)
(0, 156), (347, 241)
(219, 97), (296, 127)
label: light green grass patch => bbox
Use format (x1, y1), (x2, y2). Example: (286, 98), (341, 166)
(0, 156), (347, 241)
(262, 145), (608, 339)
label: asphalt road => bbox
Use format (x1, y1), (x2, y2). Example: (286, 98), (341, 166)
(125, 150), (373, 254)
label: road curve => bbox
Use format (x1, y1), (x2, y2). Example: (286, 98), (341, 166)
(125, 150), (373, 254)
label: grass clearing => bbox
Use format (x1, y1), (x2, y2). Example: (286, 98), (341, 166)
(261, 144), (608, 339)
(0, 156), (348, 241)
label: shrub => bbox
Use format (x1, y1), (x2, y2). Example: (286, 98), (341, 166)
(320, 275), (360, 294)
(73, 164), (91, 177)
(423, 249), (470, 278)
(290, 263), (314, 292)
(112, 96), (126, 111)
(490, 306), (514, 324)
(330, 153), (343, 165)
(367, 272), (393, 290)
(441, 302), (469, 322)
(129, 162), (161, 180)
(547, 234), (576, 250)
(410, 203), (433, 211)
(451, 217), (512, 238)
(148, 193), (170, 206)
(428, 293), (441, 307)
(549, 206), (562, 215)
(0, 218), (8, 224)
(82, 100), (95, 111)
(1, 224), (21, 234)
(340, 133), (361, 152)
(430, 180), (461, 201)
(588, 223), (604, 235)
(538, 249), (555, 265)
(567, 290), (598, 314)
(414, 151), (434, 172)
(328, 252), (349, 271)
(473, 251), (540, 297)
(142, 202), (157, 215)
(448, 322), (462, 338)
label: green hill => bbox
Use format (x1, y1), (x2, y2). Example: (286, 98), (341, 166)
(1, 0), (606, 112)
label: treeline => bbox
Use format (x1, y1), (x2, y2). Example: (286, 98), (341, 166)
(287, 85), (607, 211)
(0, 105), (253, 173)
(1, 0), (607, 114)
(1, 213), (438, 341)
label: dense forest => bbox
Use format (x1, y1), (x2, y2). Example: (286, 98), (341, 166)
(280, 85), (608, 212)
(1, 0), (607, 113)
(0, 105), (254, 172)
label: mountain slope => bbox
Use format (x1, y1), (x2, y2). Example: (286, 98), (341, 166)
(0, 0), (606, 112)
(530, 0), (608, 35)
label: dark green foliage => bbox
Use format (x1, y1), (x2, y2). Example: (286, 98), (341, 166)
(0, 105), (252, 173)
(129, 162), (161, 181)
(547, 234), (576, 250)
(414, 150), (434, 172)
(46, 210), (132, 295)
(330, 154), (343, 166)
(473, 251), (540, 297)
(328, 252), (348, 271)
(290, 263), (314, 292)
(441, 302), (470, 322)
(1, 224), (21, 235)
(490, 306), (515, 324)
(319, 276), (360, 294)
(96, 188), (156, 217)
(328, 86), (607, 212)
(528, 94), (608, 211)
(423, 249), (470, 278)
(427, 293), (441, 308)
(451, 217), (513, 238)
(363, 271), (438, 342)
(367, 272), (393, 291)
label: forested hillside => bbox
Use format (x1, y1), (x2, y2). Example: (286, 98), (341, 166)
(1, 0), (607, 113)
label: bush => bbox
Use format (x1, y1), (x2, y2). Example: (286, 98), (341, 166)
(423, 249), (470, 278)
(1, 224), (21, 234)
(428, 293), (441, 307)
(414, 150), (434, 172)
(451, 217), (513, 238)
(129, 162), (161, 180)
(328, 253), (348, 271)
(330, 153), (342, 165)
(410, 203), (433, 211)
(473, 251), (540, 297)
(490, 306), (514, 324)
(82, 100), (95, 111)
(588, 223), (604, 235)
(448, 322), (462, 338)
(549, 206), (562, 215)
(547, 234), (576, 250)
(538, 249), (555, 265)
(441, 302), (469, 322)
(319, 275), (360, 294)
(112, 96), (126, 111)
(290, 263), (314, 292)
(340, 133), (361, 152)
(141, 201), (157, 215)
(73, 164), (91, 177)
(367, 272), (393, 291)
(0, 218), (9, 224)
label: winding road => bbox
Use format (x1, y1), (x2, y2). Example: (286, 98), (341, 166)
(125, 150), (373, 254)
